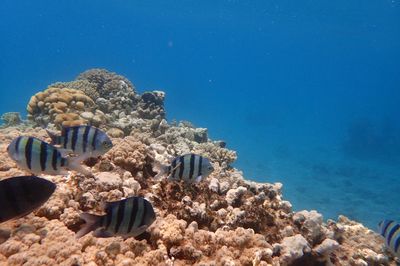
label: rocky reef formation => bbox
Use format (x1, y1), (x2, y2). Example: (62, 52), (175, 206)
(27, 87), (95, 128)
(0, 69), (397, 265)
(29, 68), (165, 135)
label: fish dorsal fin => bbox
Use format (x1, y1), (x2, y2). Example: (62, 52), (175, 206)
(103, 200), (121, 211)
(46, 129), (61, 145)
(182, 153), (199, 158)
(61, 126), (69, 136)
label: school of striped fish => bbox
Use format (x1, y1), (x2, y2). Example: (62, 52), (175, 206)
(1, 125), (216, 239)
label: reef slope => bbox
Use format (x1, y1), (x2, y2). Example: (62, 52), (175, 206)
(0, 69), (396, 266)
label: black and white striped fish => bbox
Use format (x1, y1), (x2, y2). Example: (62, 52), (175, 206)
(378, 220), (400, 258)
(0, 176), (56, 223)
(154, 153), (214, 183)
(47, 125), (113, 162)
(76, 196), (156, 238)
(7, 136), (92, 176)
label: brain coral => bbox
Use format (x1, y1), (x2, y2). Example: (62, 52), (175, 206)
(27, 87), (95, 128)
(76, 69), (139, 117)
(49, 80), (100, 100)
(76, 68), (136, 97)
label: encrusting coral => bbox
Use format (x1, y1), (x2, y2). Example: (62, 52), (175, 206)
(1, 69), (398, 265)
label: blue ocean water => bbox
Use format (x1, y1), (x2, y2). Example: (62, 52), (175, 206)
(1, 0), (399, 229)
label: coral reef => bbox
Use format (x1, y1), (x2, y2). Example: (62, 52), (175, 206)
(27, 87), (94, 128)
(0, 112), (23, 128)
(42, 69), (166, 136)
(1, 69), (398, 265)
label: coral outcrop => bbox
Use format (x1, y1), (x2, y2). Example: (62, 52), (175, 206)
(1, 69), (398, 265)
(45, 68), (166, 136)
(27, 87), (94, 128)
(0, 112), (23, 128)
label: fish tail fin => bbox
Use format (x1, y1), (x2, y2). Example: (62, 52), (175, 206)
(76, 213), (102, 238)
(153, 161), (169, 180)
(46, 129), (62, 145)
(66, 157), (93, 177)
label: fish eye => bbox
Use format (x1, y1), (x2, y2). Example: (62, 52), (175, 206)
(102, 141), (112, 148)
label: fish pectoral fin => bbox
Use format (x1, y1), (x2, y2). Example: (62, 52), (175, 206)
(195, 175), (203, 183)
(58, 148), (73, 157)
(46, 129), (61, 145)
(72, 153), (91, 163)
(130, 225), (149, 238)
(137, 225), (149, 233)
(171, 162), (181, 172)
(162, 162), (182, 180)
(93, 228), (114, 238)
(152, 161), (167, 180)
(75, 213), (102, 239)
(103, 200), (120, 210)
(67, 157), (93, 177)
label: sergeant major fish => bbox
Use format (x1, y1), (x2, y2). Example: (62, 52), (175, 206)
(0, 176), (56, 223)
(378, 220), (400, 258)
(47, 125), (113, 162)
(7, 136), (92, 176)
(76, 196), (156, 238)
(154, 153), (214, 183)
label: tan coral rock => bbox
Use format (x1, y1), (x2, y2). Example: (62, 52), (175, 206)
(52, 101), (68, 111)
(293, 210), (326, 245)
(153, 214), (187, 246)
(107, 127), (125, 138)
(27, 87), (94, 128)
(0, 239), (27, 257)
(49, 79), (100, 100)
(0, 218), (82, 266)
(95, 172), (122, 191)
(105, 136), (151, 173)
(253, 248), (273, 265)
(122, 178), (141, 197)
(75, 101), (85, 110)
(279, 234), (311, 265)
(59, 207), (81, 228)
(193, 142), (237, 168)
(80, 111), (94, 121)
